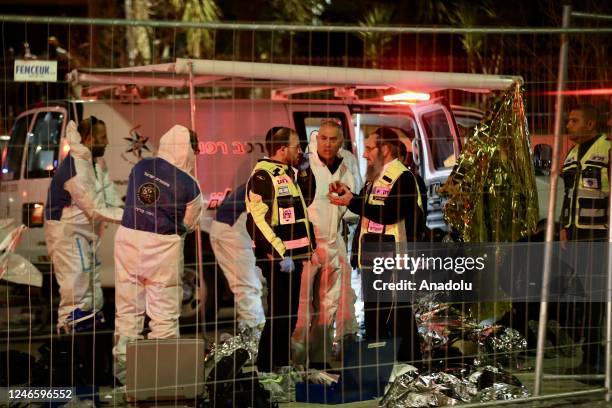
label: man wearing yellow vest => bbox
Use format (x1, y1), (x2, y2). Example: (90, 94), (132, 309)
(329, 127), (425, 364)
(246, 127), (316, 372)
(560, 104), (609, 374)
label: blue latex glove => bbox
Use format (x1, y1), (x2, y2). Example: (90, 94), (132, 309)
(279, 256), (295, 273)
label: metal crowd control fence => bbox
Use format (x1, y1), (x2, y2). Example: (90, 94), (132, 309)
(0, 10), (611, 406)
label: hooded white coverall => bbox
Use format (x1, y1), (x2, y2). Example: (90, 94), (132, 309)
(292, 138), (362, 362)
(209, 184), (265, 329)
(112, 125), (203, 383)
(44, 121), (123, 327)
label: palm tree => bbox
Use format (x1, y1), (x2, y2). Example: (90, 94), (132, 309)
(358, 5), (395, 68)
(270, 0), (325, 24)
(446, 2), (500, 75)
(125, 0), (153, 65)
(170, 0), (222, 58)
(125, 0), (222, 64)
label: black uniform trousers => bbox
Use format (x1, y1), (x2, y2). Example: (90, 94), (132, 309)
(256, 258), (303, 372)
(569, 228), (607, 368)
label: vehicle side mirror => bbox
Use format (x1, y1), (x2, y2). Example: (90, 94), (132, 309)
(533, 144), (552, 175)
(411, 139), (421, 168)
(23, 202), (44, 228)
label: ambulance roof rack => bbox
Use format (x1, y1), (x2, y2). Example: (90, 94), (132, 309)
(70, 58), (522, 100)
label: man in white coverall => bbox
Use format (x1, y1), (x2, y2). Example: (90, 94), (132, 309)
(44, 117), (123, 333)
(113, 125), (203, 384)
(210, 183), (265, 333)
(293, 119), (361, 364)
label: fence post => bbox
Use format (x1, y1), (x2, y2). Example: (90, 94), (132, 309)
(606, 109), (612, 402)
(534, 4), (571, 397)
(188, 61), (206, 332)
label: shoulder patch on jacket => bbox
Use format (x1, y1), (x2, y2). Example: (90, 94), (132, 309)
(137, 182), (160, 205)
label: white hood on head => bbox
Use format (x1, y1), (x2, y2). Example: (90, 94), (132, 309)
(157, 125), (195, 174)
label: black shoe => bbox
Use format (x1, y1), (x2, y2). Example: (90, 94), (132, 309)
(206, 348), (250, 402)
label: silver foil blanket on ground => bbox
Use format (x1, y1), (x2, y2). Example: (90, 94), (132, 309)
(380, 365), (529, 407)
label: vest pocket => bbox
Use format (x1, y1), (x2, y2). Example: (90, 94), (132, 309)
(562, 167), (577, 189)
(275, 222), (310, 257)
(582, 164), (604, 189)
(359, 233), (396, 269)
(361, 232), (396, 246)
(577, 196), (608, 226)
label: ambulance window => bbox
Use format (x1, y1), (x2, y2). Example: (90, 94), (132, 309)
(352, 113), (418, 174)
(422, 109), (456, 170)
(25, 111), (64, 179)
(292, 112), (351, 152)
(1, 114), (31, 181)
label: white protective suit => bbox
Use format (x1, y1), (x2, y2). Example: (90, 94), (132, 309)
(293, 139), (362, 362)
(44, 121), (123, 327)
(113, 125), (203, 384)
(210, 211), (265, 329)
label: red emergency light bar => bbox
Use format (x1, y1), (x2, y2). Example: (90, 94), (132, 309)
(383, 91), (431, 102)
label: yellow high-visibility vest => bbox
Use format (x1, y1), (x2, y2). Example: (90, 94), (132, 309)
(246, 160), (313, 259)
(357, 159), (423, 267)
(561, 134), (610, 230)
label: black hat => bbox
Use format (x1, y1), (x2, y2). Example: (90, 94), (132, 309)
(373, 126), (401, 147)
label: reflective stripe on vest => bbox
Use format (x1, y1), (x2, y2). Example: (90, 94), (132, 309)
(357, 159), (423, 267)
(248, 160), (312, 258)
(561, 134), (610, 230)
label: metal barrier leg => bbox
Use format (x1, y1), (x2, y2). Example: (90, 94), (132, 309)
(534, 4), (571, 397)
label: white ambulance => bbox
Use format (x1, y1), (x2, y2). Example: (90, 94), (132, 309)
(0, 59), (519, 318)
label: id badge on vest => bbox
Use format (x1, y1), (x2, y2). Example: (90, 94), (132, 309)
(279, 207), (296, 224)
(367, 220), (385, 233)
(583, 177), (599, 189)
(372, 186), (390, 203)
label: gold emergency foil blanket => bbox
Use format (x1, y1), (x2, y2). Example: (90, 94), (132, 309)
(440, 82), (539, 243)
(438, 83), (537, 337)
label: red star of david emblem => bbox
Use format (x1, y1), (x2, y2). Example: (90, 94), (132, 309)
(124, 125), (150, 159)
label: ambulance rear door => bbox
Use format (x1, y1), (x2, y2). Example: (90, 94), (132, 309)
(411, 98), (462, 230)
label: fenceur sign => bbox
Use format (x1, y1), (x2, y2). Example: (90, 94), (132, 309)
(14, 60), (57, 82)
